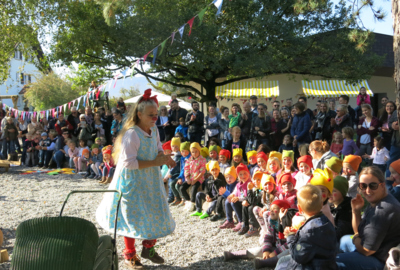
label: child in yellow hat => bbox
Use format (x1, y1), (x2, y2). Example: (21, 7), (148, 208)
(309, 168), (335, 225)
(232, 148), (244, 168)
(167, 137), (182, 205)
(247, 150), (258, 176)
(190, 161), (226, 219)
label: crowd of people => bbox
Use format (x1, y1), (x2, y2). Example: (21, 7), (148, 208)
(2, 87), (400, 269)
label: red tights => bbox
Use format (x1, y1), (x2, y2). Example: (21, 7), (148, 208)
(123, 237), (157, 259)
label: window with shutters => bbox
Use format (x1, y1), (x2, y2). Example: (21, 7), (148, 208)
(20, 73), (24, 85)
(14, 50), (23, 60)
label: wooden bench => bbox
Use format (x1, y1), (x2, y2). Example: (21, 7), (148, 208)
(0, 159), (21, 172)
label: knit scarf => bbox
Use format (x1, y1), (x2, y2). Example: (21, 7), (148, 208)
(335, 115), (345, 126)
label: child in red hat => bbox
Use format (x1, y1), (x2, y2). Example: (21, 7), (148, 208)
(387, 160), (400, 202)
(294, 155), (313, 190)
(219, 149), (231, 175)
(277, 173), (297, 209)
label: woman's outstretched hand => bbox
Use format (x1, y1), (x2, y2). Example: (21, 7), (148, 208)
(154, 152), (176, 168)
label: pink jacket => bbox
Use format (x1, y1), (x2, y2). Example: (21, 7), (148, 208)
(357, 94), (371, 106)
(232, 178), (251, 201)
(184, 155), (207, 184)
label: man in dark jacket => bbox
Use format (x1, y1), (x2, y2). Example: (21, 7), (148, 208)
(185, 101), (203, 144)
(291, 102), (312, 145)
(251, 103), (272, 148)
(67, 106), (80, 137)
(166, 100), (188, 141)
(240, 102), (257, 145)
(339, 95), (356, 125)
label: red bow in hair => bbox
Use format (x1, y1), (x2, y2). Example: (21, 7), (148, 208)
(140, 89), (158, 106)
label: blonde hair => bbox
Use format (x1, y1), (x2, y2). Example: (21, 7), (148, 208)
(309, 140), (330, 153)
(297, 185), (322, 215)
(231, 126), (241, 134)
(113, 98), (158, 163)
(299, 143), (309, 156)
(342, 127), (354, 139)
(333, 132), (343, 142)
(267, 157), (281, 174)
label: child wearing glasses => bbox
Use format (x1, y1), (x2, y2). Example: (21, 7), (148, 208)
(342, 155), (362, 198)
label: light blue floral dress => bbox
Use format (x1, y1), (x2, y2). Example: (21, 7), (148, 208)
(96, 125), (176, 239)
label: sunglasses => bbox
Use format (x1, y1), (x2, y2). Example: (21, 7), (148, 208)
(358, 182), (383, 191)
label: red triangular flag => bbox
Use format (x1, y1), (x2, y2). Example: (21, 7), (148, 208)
(143, 51), (151, 62)
(187, 17), (195, 36)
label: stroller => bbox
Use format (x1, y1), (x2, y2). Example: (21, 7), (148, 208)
(11, 190), (122, 270)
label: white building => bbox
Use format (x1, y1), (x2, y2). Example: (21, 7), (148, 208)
(0, 45), (46, 110)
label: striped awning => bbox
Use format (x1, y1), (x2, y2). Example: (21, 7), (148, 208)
(215, 80), (279, 98)
(302, 80), (373, 98)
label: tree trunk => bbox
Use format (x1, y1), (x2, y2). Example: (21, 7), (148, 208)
(393, 0), (400, 106)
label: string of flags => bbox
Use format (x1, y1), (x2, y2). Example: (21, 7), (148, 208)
(2, 0), (227, 121)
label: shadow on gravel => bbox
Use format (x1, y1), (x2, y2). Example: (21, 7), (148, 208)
(0, 196), (6, 201)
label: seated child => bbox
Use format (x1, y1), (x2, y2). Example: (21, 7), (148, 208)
(180, 142), (207, 212)
(298, 143), (309, 157)
(278, 135), (294, 153)
(168, 138), (182, 204)
(209, 145), (221, 161)
(241, 171), (265, 237)
(386, 160), (400, 202)
(99, 148), (115, 184)
(201, 147), (210, 163)
(81, 149), (93, 179)
(309, 168), (335, 225)
(224, 200), (291, 266)
(219, 149), (231, 175)
(268, 152), (282, 179)
(274, 185), (337, 270)
(247, 150), (259, 176)
(175, 141), (191, 207)
(278, 150), (297, 178)
(162, 141), (172, 183)
(24, 134), (37, 167)
(90, 144), (103, 180)
(190, 160), (226, 219)
(253, 174), (280, 235)
(231, 148), (244, 168)
(330, 132), (343, 156)
(254, 152), (269, 175)
(94, 137), (103, 151)
(329, 176), (353, 242)
(68, 141), (79, 169)
(175, 117), (188, 140)
(342, 155), (362, 198)
(74, 139), (89, 173)
(277, 172), (297, 209)
(325, 156), (343, 179)
(36, 132), (51, 168)
(294, 155), (313, 190)
(219, 163), (251, 231)
(212, 166), (238, 222)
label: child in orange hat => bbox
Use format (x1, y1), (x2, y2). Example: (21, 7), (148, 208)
(294, 155), (313, 190)
(277, 172), (297, 209)
(387, 160), (400, 202)
(342, 155), (362, 198)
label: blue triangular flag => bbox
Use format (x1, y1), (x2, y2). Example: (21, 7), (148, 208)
(213, 0), (223, 15)
(152, 47), (158, 65)
(178, 25), (185, 38)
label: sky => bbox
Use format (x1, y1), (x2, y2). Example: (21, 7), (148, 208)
(59, 0), (395, 99)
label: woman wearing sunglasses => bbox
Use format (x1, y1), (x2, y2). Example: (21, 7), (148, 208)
(336, 166), (400, 270)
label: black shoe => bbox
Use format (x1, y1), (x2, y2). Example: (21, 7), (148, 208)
(96, 175), (102, 180)
(42, 166), (48, 169)
(238, 226), (249, 235)
(88, 174), (96, 179)
(141, 246), (164, 264)
(210, 214), (223, 222)
(83, 173), (90, 179)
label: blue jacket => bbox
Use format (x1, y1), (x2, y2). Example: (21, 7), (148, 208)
(169, 151), (182, 180)
(178, 153), (191, 183)
(276, 213), (337, 270)
(175, 125), (188, 139)
(291, 111), (312, 143)
(222, 181), (238, 198)
(387, 179), (400, 203)
(92, 152), (103, 163)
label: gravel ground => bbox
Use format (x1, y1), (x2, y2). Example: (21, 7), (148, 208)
(0, 166), (273, 270)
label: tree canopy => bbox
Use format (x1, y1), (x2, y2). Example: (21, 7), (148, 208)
(1, 0), (383, 101)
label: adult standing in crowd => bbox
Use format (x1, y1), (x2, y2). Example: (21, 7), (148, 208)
(279, 108), (292, 137)
(330, 104), (353, 134)
(111, 109), (124, 137)
(219, 106), (230, 148)
(329, 99), (336, 111)
(85, 107), (94, 126)
(271, 101), (280, 115)
(204, 104), (220, 146)
(249, 95), (258, 114)
(54, 113), (73, 136)
(270, 109), (287, 149)
(386, 101), (400, 178)
(283, 98), (293, 112)
(291, 102), (312, 145)
(97, 106), (113, 144)
(336, 167), (400, 270)
(314, 101), (336, 142)
(339, 95), (356, 125)
(156, 105), (169, 142)
(97, 89), (176, 269)
(251, 103), (271, 148)
(240, 102), (256, 144)
(167, 100), (188, 141)
(27, 115), (43, 135)
(356, 104), (379, 161)
(185, 101), (204, 144)
(67, 106), (80, 137)
(309, 140), (337, 170)
(377, 96), (389, 119)
(380, 101), (395, 150)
